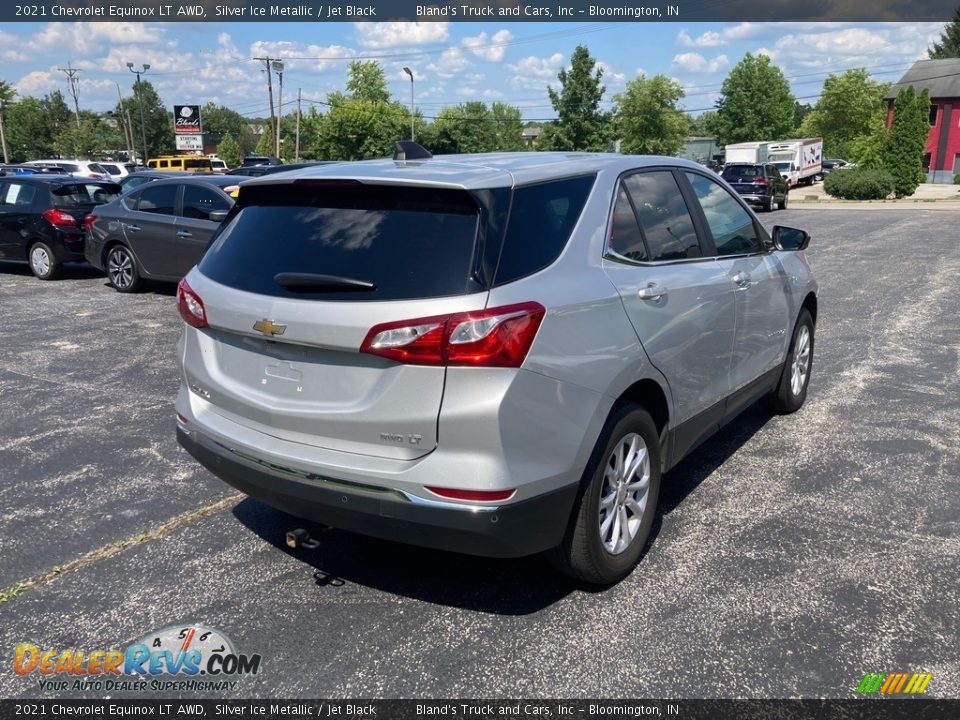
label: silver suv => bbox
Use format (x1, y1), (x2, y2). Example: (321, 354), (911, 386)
(175, 147), (817, 584)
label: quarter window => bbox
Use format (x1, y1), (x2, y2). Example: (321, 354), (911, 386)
(621, 171), (700, 262)
(685, 172), (762, 256)
(607, 186), (647, 262)
(2, 183), (37, 206)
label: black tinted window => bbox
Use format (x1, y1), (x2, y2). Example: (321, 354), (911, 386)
(182, 185), (231, 220)
(685, 172), (762, 256)
(494, 175), (594, 285)
(135, 184), (177, 215)
(52, 183), (120, 207)
(607, 185), (647, 262)
(1, 182), (37, 207)
(721, 165), (761, 180)
(622, 172), (700, 262)
(200, 184), (481, 302)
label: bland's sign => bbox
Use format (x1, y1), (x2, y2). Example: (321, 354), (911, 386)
(174, 105), (202, 135)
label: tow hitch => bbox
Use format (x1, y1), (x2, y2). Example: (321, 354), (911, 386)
(285, 527), (321, 550)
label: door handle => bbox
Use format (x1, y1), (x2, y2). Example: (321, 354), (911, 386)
(732, 272), (752, 287)
(124, 223), (140, 232)
(176, 230), (193, 238)
(638, 283), (667, 301)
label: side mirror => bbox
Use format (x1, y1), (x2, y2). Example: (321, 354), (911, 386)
(208, 209), (229, 223)
(772, 225), (810, 252)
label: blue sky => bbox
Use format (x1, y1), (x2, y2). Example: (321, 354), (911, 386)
(0, 21), (947, 120)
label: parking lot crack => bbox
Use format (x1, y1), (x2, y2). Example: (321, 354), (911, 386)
(0, 492), (243, 604)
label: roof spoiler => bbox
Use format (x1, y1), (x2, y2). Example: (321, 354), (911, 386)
(394, 141), (432, 162)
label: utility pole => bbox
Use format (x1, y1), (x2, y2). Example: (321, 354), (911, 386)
(126, 63), (150, 162)
(402, 67), (415, 141)
(295, 88), (301, 162)
(253, 57), (276, 159)
(273, 61), (284, 159)
(0, 107), (8, 164)
(125, 109), (137, 163)
(116, 83), (134, 162)
(58, 62), (82, 128)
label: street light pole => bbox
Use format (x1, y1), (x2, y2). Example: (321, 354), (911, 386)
(402, 67), (415, 142)
(126, 62), (150, 163)
(273, 61), (284, 158)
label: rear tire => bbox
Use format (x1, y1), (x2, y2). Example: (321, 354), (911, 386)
(763, 196), (774, 212)
(763, 309), (814, 414)
(547, 404), (662, 585)
(106, 245), (142, 293)
(777, 192), (788, 210)
(29, 241), (61, 280)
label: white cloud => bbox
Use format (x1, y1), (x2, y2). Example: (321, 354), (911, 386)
(426, 48), (471, 79)
(16, 71), (59, 96)
(462, 29), (513, 62)
(596, 61), (626, 89)
(353, 22), (448, 49)
(671, 52), (729, 74)
(249, 40), (355, 73)
(456, 86), (477, 96)
(483, 88), (503, 99)
(507, 53), (564, 89)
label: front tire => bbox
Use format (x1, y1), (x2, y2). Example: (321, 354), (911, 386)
(764, 309), (814, 414)
(106, 245), (142, 293)
(777, 191), (789, 210)
(548, 405), (662, 585)
(29, 242), (61, 280)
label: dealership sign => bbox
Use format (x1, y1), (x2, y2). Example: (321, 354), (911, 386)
(175, 135), (203, 151)
(174, 105), (202, 135)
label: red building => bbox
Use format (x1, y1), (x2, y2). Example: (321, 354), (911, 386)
(885, 58), (960, 184)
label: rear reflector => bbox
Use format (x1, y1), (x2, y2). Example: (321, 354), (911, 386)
(425, 486), (516, 503)
(42, 209), (78, 227)
(360, 302), (545, 368)
(176, 413), (189, 425)
(83, 213), (96, 232)
(177, 278), (208, 329)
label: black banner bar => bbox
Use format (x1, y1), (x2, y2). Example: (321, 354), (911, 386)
(3, 0), (959, 23)
(2, 700), (960, 720)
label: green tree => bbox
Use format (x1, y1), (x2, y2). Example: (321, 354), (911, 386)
(929, 7), (960, 58)
(690, 110), (718, 136)
(118, 80), (173, 159)
(428, 102), (496, 154)
(489, 102), (524, 151)
(56, 112), (122, 158)
(201, 102), (255, 153)
(216, 132), (242, 168)
(793, 101), (814, 134)
(346, 60), (391, 102)
(540, 45), (612, 151)
(885, 86), (931, 197)
(714, 53), (795, 145)
(801, 69), (890, 158)
(4, 92), (74, 161)
(254, 126), (275, 157)
(614, 74), (689, 156)
(0, 80), (16, 163)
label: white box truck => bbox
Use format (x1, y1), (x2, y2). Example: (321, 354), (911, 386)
(766, 138), (823, 186)
(723, 141), (771, 165)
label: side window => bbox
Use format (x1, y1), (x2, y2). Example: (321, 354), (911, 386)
(622, 171), (700, 262)
(767, 165), (779, 178)
(182, 185), (230, 221)
(159, 160), (169, 169)
(494, 175), (595, 285)
(2, 182), (37, 207)
(685, 172), (762, 256)
(135, 183), (177, 215)
(607, 185), (647, 262)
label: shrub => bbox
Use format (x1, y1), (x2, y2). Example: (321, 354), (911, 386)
(823, 167), (895, 200)
(954, 173), (960, 185)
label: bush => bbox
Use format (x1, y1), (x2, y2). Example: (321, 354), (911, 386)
(954, 173), (960, 185)
(823, 167), (895, 200)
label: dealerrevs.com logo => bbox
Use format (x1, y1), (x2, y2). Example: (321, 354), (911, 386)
(14, 625), (261, 693)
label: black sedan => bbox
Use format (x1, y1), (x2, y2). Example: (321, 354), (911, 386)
(85, 176), (237, 293)
(0, 175), (121, 279)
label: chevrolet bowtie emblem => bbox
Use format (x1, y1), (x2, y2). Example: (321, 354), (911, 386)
(253, 319), (287, 337)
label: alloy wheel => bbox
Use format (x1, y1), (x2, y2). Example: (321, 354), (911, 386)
(598, 432), (651, 555)
(791, 325), (811, 396)
(108, 248), (134, 289)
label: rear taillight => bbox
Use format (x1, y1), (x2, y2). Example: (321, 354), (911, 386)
(83, 213), (96, 232)
(177, 279), (207, 328)
(360, 302), (545, 368)
(753, 177), (769, 186)
(425, 486), (516, 503)
(42, 209), (77, 227)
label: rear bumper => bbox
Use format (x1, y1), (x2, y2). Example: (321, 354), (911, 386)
(177, 426), (579, 558)
(734, 192), (772, 205)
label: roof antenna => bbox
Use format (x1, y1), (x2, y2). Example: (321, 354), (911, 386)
(394, 141), (432, 162)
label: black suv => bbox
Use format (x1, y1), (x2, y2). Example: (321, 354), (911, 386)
(720, 163), (789, 212)
(0, 175), (120, 279)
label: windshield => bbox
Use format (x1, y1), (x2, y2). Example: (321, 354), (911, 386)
(773, 162), (793, 172)
(185, 159), (212, 170)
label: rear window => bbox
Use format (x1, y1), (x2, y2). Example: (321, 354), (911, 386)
(722, 165), (761, 180)
(100, 164), (121, 175)
(52, 183), (121, 207)
(199, 184), (482, 302)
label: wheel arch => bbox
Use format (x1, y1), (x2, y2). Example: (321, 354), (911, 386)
(613, 378), (670, 440)
(801, 291), (817, 325)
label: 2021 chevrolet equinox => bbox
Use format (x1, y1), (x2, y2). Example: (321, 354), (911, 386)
(175, 146), (818, 584)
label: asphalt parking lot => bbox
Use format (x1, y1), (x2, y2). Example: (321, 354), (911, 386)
(0, 209), (957, 699)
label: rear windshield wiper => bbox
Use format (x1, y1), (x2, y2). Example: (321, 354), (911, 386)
(273, 273), (376, 292)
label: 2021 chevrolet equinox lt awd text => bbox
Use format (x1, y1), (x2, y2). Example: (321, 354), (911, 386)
(175, 146), (818, 584)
